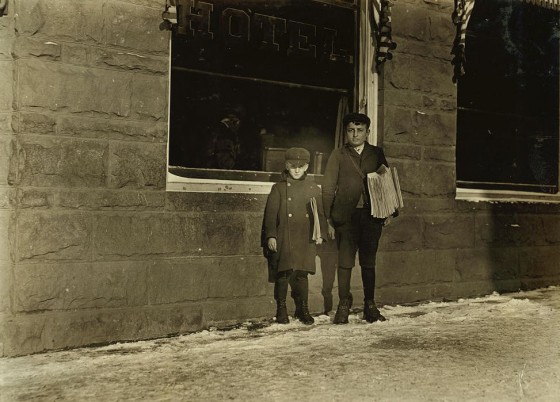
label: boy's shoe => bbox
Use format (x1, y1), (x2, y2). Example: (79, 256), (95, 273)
(363, 300), (386, 323)
(296, 301), (314, 325)
(276, 301), (289, 324)
(333, 298), (350, 324)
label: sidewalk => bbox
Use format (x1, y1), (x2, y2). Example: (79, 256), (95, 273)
(1, 287), (559, 401)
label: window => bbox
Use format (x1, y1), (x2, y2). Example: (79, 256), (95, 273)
(456, 0), (560, 202)
(166, 0), (360, 193)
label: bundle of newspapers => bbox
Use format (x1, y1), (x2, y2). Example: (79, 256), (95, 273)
(310, 197), (322, 243)
(367, 165), (404, 218)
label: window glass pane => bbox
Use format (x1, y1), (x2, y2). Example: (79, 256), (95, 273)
(168, 0), (357, 181)
(457, 0), (559, 194)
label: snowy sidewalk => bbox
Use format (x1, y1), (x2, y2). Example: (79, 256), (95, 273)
(1, 287), (560, 401)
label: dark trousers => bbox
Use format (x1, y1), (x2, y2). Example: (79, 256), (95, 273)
(335, 208), (383, 300)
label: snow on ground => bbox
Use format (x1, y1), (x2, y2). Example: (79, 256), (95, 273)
(1, 287), (560, 401)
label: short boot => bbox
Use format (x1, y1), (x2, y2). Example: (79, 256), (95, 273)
(276, 300), (289, 324)
(333, 298), (350, 324)
(297, 301), (314, 325)
(363, 300), (386, 323)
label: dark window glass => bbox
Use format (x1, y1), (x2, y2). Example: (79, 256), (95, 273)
(457, 0), (559, 194)
(168, 0), (358, 181)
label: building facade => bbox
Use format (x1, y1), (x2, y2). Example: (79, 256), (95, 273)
(0, 0), (558, 356)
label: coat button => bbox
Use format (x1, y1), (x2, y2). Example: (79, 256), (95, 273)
(305, 214), (309, 218)
(288, 213), (292, 217)
(287, 183), (291, 186)
(288, 197), (292, 201)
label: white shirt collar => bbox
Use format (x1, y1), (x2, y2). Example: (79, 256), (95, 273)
(353, 144), (365, 155)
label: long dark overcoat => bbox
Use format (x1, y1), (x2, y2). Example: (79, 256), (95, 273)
(262, 173), (327, 282)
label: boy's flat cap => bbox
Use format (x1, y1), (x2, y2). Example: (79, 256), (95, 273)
(285, 147), (310, 166)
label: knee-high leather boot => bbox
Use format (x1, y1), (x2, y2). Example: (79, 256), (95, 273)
(293, 271), (314, 325)
(334, 267), (352, 324)
(361, 266), (386, 323)
(274, 273), (290, 324)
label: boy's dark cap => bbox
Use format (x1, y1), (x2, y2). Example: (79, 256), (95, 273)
(285, 147), (310, 166)
(343, 112), (370, 128)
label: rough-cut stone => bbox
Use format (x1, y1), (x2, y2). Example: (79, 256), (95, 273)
(405, 198), (459, 214)
(0, 303), (205, 356)
(202, 213), (248, 255)
(455, 248), (519, 281)
(0, 187), (15, 209)
(384, 142), (422, 160)
(397, 161), (455, 197)
(17, 137), (108, 188)
(519, 247), (560, 279)
(475, 214), (547, 248)
(377, 282), (459, 305)
(56, 189), (166, 210)
(203, 297), (272, 324)
(94, 213), (205, 258)
(13, 113), (56, 135)
(0, 36), (14, 61)
(385, 55), (455, 96)
(61, 44), (169, 74)
(423, 146), (455, 162)
(244, 213), (267, 255)
(392, 3), (430, 41)
(18, 60), (132, 116)
(0, 211), (12, 262)
(104, 2), (169, 53)
(14, 261), (149, 312)
(0, 113), (12, 134)
(16, 188), (51, 209)
(166, 192), (268, 213)
(0, 263), (11, 314)
(15, 0), (104, 44)
(131, 74), (168, 120)
(0, 61), (13, 111)
(108, 143), (166, 189)
(0, 137), (14, 185)
(148, 259), (211, 304)
(58, 116), (167, 142)
(377, 249), (455, 286)
(380, 215), (424, 251)
(13, 37), (61, 60)
(16, 211), (91, 262)
(423, 215), (475, 249)
(207, 257), (268, 298)
(384, 106), (456, 146)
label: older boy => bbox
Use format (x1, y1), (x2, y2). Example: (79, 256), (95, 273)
(322, 112), (394, 324)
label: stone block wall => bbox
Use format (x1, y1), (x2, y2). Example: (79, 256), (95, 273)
(0, 0), (558, 357)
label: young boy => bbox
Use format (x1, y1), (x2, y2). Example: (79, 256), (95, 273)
(262, 147), (327, 324)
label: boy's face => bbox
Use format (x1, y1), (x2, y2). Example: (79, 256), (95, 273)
(345, 122), (369, 148)
(286, 162), (309, 180)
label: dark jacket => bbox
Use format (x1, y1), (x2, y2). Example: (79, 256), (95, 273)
(262, 173), (327, 282)
(322, 143), (388, 226)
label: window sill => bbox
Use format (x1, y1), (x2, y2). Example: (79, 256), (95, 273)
(166, 168), (324, 194)
(456, 187), (560, 204)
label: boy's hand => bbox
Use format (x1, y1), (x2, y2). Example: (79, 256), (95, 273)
(327, 221), (336, 240)
(267, 237), (277, 252)
(315, 238), (324, 245)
